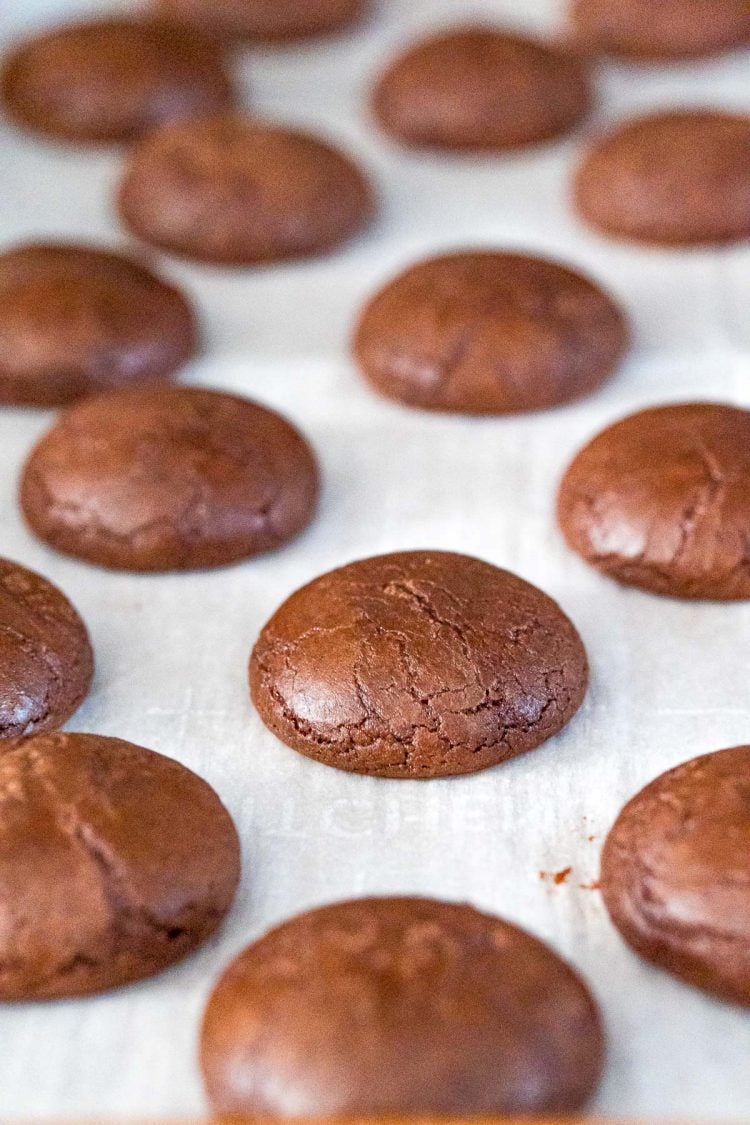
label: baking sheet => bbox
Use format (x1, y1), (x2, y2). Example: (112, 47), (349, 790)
(1, 0), (750, 1117)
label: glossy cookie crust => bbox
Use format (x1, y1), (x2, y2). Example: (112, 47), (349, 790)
(250, 550), (588, 777)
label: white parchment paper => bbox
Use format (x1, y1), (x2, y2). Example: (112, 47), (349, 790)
(0, 0), (749, 1117)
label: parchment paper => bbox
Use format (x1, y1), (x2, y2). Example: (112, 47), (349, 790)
(1, 0), (749, 1117)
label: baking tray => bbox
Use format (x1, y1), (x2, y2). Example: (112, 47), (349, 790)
(1, 0), (749, 1118)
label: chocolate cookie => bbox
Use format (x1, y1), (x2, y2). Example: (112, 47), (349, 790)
(20, 386), (319, 572)
(0, 732), (240, 999)
(574, 111), (750, 246)
(250, 550), (588, 778)
(372, 27), (592, 152)
(0, 559), (93, 739)
(117, 113), (375, 264)
(155, 0), (365, 41)
(201, 897), (604, 1115)
(557, 403), (750, 600)
(602, 746), (750, 1005)
(1, 18), (234, 144)
(0, 243), (198, 406)
(570, 0), (750, 60)
(353, 252), (628, 414)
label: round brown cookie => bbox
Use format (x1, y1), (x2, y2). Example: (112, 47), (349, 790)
(155, 0), (366, 41)
(601, 746), (750, 1005)
(353, 252), (628, 414)
(117, 113), (375, 264)
(0, 559), (93, 739)
(20, 386), (319, 572)
(250, 550), (588, 778)
(574, 111), (750, 246)
(557, 403), (750, 600)
(372, 27), (592, 152)
(0, 18), (234, 144)
(0, 732), (240, 999)
(0, 243), (198, 406)
(570, 0), (750, 60)
(201, 897), (604, 1115)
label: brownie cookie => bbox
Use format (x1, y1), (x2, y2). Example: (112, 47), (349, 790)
(1, 18), (234, 144)
(602, 746), (750, 1005)
(570, 0), (750, 60)
(372, 27), (592, 152)
(155, 0), (365, 41)
(0, 559), (93, 739)
(354, 252), (628, 414)
(0, 732), (240, 999)
(558, 403), (750, 599)
(250, 551), (588, 778)
(574, 111), (750, 246)
(118, 113), (375, 264)
(20, 386), (319, 572)
(201, 897), (604, 1115)
(0, 243), (198, 406)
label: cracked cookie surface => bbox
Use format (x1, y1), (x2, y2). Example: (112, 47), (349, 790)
(601, 746), (750, 1005)
(1, 17), (234, 144)
(155, 0), (366, 42)
(0, 559), (93, 739)
(0, 243), (198, 406)
(570, 0), (750, 60)
(574, 111), (750, 246)
(250, 550), (588, 778)
(372, 27), (592, 152)
(0, 732), (240, 999)
(200, 896), (604, 1115)
(558, 403), (750, 599)
(20, 385), (319, 571)
(118, 113), (376, 264)
(354, 252), (628, 413)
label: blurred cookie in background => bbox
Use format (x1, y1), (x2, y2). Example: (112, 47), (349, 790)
(570, 0), (750, 60)
(354, 251), (628, 413)
(372, 26), (592, 152)
(1, 18), (235, 144)
(118, 114), (375, 264)
(155, 0), (367, 41)
(574, 110), (750, 246)
(0, 243), (198, 406)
